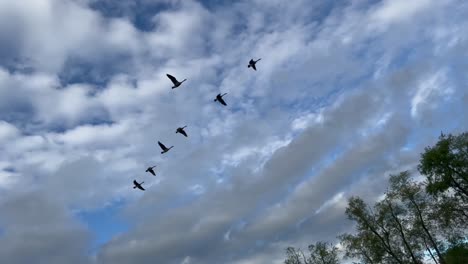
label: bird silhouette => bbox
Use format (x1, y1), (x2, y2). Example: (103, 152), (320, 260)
(166, 74), (186, 89)
(248, 58), (261, 71)
(158, 141), (173, 154)
(214, 93), (227, 106)
(133, 180), (145, 191)
(145, 165), (157, 176)
(176, 126), (188, 137)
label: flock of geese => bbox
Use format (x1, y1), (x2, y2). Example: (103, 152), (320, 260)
(132, 58), (262, 191)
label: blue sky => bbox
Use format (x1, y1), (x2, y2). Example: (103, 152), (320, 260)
(0, 0), (467, 263)
(76, 199), (130, 254)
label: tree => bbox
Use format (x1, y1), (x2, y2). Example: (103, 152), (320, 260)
(284, 242), (339, 264)
(285, 131), (468, 264)
(308, 242), (339, 264)
(341, 196), (416, 264)
(418, 132), (468, 199)
(340, 171), (467, 264)
(418, 132), (468, 243)
(285, 247), (306, 264)
(387, 172), (446, 264)
(339, 231), (385, 264)
(442, 243), (468, 264)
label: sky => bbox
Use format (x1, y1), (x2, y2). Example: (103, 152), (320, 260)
(0, 0), (467, 263)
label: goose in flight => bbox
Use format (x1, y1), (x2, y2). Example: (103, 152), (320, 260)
(214, 93), (227, 106)
(176, 126), (188, 137)
(133, 180), (145, 191)
(158, 141), (173, 154)
(145, 165), (157, 176)
(248, 58), (261, 71)
(166, 74), (186, 89)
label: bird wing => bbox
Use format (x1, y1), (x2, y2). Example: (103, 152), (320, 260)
(180, 130), (188, 137)
(149, 168), (155, 176)
(138, 185), (145, 191)
(252, 64), (257, 71)
(133, 180), (138, 185)
(158, 141), (167, 150)
(218, 97), (227, 106)
(166, 74), (178, 85)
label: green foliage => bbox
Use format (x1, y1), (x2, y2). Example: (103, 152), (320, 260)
(308, 242), (339, 264)
(443, 243), (468, 264)
(343, 195), (422, 264)
(284, 242), (339, 264)
(285, 247), (306, 264)
(418, 132), (468, 241)
(338, 232), (385, 264)
(339, 170), (467, 264)
(284, 131), (468, 264)
(418, 132), (468, 198)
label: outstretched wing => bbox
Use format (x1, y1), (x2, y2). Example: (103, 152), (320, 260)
(137, 185), (145, 191)
(252, 64), (257, 71)
(133, 180), (138, 186)
(158, 141), (167, 150)
(218, 97), (227, 106)
(180, 130), (188, 137)
(166, 74), (178, 85)
(148, 168), (156, 176)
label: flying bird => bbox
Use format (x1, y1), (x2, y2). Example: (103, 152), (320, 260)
(248, 58), (261, 71)
(214, 93), (227, 106)
(176, 126), (188, 137)
(145, 165), (157, 176)
(133, 180), (145, 191)
(158, 141), (173, 154)
(166, 74), (186, 89)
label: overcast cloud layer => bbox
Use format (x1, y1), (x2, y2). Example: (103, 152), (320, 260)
(1, 0), (467, 263)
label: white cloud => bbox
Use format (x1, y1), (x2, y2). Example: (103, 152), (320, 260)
(0, 121), (20, 142)
(0, 0), (99, 72)
(291, 112), (324, 131)
(53, 122), (130, 147)
(369, 0), (434, 26)
(181, 256), (192, 264)
(315, 191), (345, 214)
(411, 69), (454, 118)
(0, 0), (467, 263)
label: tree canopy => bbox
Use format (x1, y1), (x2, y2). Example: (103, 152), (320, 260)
(283, 131), (468, 264)
(284, 242), (339, 264)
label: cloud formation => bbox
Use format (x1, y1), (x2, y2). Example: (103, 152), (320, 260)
(0, 0), (467, 263)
